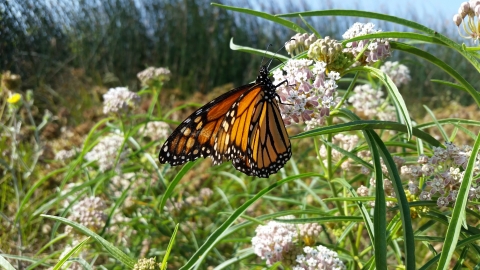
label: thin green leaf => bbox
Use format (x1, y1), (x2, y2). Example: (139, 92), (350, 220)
(342, 32), (446, 47)
(212, 3), (307, 33)
(298, 14), (321, 38)
(15, 167), (69, 222)
(41, 215), (136, 268)
(346, 66), (413, 139)
(277, 10), (480, 72)
(390, 42), (480, 106)
(436, 133), (480, 269)
(159, 160), (199, 214)
(419, 233), (480, 269)
(321, 139), (372, 169)
(52, 237), (90, 270)
(214, 248), (256, 270)
(161, 223), (179, 270)
(416, 118), (480, 129)
(364, 130), (387, 267)
(430, 80), (467, 92)
(229, 38), (289, 61)
(423, 105), (449, 142)
(179, 173), (319, 269)
(370, 132), (415, 269)
(0, 254), (15, 270)
(332, 178), (375, 246)
(291, 119), (440, 147)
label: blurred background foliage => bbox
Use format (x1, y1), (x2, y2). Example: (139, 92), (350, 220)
(1, 0), (478, 119)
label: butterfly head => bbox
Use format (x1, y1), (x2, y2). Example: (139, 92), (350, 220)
(256, 65), (273, 87)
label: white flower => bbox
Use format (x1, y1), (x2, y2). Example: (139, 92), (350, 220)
(251, 215), (298, 266)
(380, 61), (411, 87)
(84, 134), (129, 172)
(293, 245), (346, 269)
(343, 22), (391, 65)
(273, 59), (340, 130)
(348, 84), (396, 121)
(139, 121), (171, 141)
(103, 87), (140, 114)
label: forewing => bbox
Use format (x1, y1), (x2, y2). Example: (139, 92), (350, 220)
(158, 83), (254, 166)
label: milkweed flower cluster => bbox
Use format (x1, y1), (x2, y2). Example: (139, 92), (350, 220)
(298, 222), (323, 246)
(133, 257), (162, 270)
(273, 59), (341, 130)
(380, 61), (411, 87)
(293, 245), (346, 270)
(164, 187), (214, 213)
(65, 196), (107, 234)
(251, 215), (298, 266)
(285, 33), (318, 56)
(84, 134), (129, 172)
(357, 157), (406, 208)
(348, 84), (397, 121)
(307, 36), (352, 72)
(342, 22), (391, 65)
(109, 172), (140, 199)
(319, 134), (359, 169)
(54, 148), (77, 161)
(103, 87), (140, 115)
(137, 67), (171, 86)
(59, 240), (87, 269)
(139, 121), (171, 141)
(453, 1), (480, 42)
(251, 216), (343, 267)
(401, 142), (480, 210)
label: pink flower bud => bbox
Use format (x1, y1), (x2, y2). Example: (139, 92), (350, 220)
(453, 14), (463, 26)
(459, 2), (470, 17)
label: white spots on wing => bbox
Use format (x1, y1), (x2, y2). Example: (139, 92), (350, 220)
(222, 122), (229, 131)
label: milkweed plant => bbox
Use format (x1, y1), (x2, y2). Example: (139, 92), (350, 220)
(1, 1), (480, 270)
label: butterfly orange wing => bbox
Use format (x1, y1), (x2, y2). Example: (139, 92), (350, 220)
(158, 83), (254, 166)
(215, 84), (291, 177)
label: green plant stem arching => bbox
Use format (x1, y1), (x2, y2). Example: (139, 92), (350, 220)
(276, 9), (480, 73)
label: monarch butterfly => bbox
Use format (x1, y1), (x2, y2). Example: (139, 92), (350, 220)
(158, 63), (291, 178)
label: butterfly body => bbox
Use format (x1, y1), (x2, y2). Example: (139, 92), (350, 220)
(159, 65), (291, 178)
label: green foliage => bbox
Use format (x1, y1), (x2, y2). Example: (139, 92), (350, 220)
(1, 2), (480, 270)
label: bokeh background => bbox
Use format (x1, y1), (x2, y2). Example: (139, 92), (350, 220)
(1, 0), (477, 123)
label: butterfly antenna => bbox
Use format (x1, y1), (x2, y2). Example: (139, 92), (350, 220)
(266, 38), (295, 69)
(260, 43), (274, 67)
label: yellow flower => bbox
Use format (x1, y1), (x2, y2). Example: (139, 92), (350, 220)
(7, 93), (21, 104)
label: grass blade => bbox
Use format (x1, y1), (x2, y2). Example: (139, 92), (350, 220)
(159, 160), (199, 214)
(52, 237), (90, 270)
(364, 130), (387, 267)
(0, 254), (15, 270)
(291, 119), (440, 147)
(370, 132), (415, 269)
(41, 215), (136, 268)
(179, 173), (318, 269)
(436, 133), (480, 269)
(161, 223), (179, 270)
(212, 3), (307, 33)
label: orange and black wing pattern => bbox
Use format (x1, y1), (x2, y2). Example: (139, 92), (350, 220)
(159, 65), (291, 178)
(158, 83), (254, 166)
